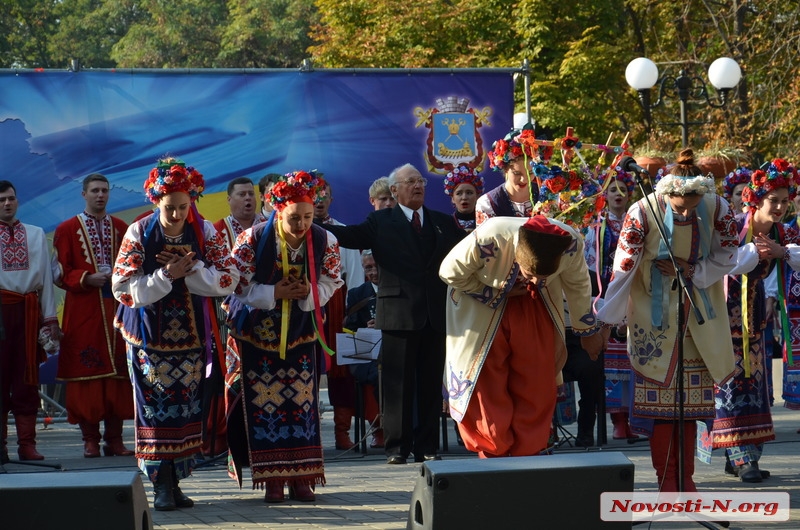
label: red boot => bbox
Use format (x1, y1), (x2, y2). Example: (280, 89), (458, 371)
(677, 421), (697, 492)
(80, 422), (102, 458)
(103, 418), (134, 456)
(333, 406), (354, 450)
(264, 481), (285, 503)
(649, 423), (676, 491)
(15, 414), (45, 461)
(611, 412), (640, 440)
(288, 480), (316, 502)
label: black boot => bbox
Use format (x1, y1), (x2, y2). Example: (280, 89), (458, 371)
(574, 406), (596, 447)
(171, 461), (194, 508)
(153, 460), (176, 511)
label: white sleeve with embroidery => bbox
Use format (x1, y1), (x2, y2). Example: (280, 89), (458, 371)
(298, 231), (344, 312)
(183, 220), (239, 298)
(690, 199), (738, 289)
(230, 227), (276, 310)
(595, 204), (646, 326)
(112, 222), (174, 308)
(474, 194), (496, 228)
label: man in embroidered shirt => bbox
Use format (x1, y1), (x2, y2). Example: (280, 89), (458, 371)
(0, 180), (60, 462)
(214, 177), (267, 250)
(52, 173), (134, 459)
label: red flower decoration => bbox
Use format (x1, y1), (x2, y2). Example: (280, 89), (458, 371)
(751, 170), (768, 187)
(546, 175), (567, 193)
(774, 159), (790, 172)
(741, 186), (755, 204)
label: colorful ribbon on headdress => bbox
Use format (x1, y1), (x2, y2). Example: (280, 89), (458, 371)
(275, 221), (334, 358)
(776, 243), (793, 366)
(306, 229), (335, 356)
(276, 221), (292, 359)
(741, 216), (753, 377)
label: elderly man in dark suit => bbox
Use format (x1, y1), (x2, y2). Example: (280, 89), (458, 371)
(325, 163), (465, 464)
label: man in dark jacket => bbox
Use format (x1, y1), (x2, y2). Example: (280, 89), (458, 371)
(325, 163), (464, 464)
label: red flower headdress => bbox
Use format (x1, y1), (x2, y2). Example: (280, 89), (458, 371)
(598, 166), (636, 197)
(443, 165), (484, 196)
(487, 128), (538, 171)
(267, 170), (327, 211)
(143, 157), (205, 204)
(741, 159), (798, 207)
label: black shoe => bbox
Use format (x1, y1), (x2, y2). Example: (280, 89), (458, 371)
(725, 458), (770, 479)
(575, 435), (595, 448)
(170, 462), (194, 508)
(413, 453), (442, 463)
(172, 485), (194, 508)
(738, 463), (763, 483)
(153, 481), (176, 511)
(386, 455), (407, 465)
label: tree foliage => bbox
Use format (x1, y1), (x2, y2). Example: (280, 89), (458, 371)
(2, 0), (800, 158)
(310, 1), (519, 68)
(217, 0), (319, 68)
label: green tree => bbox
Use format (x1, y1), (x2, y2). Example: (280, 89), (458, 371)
(515, 0), (634, 145)
(110, 0), (229, 68)
(48, 0), (146, 69)
(1, 0), (60, 68)
(310, 1), (518, 68)
(217, 0), (318, 68)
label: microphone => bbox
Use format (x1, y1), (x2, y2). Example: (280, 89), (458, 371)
(618, 156), (650, 175)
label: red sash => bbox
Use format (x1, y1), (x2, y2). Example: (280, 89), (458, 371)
(1, 290), (44, 385)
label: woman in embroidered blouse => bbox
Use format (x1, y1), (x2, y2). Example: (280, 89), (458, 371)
(596, 149), (738, 492)
(444, 165), (484, 233)
(224, 170), (343, 503)
(583, 167), (637, 441)
(711, 158), (800, 483)
(475, 128), (538, 226)
(112, 157), (239, 511)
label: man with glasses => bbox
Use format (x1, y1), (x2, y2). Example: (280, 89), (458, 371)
(325, 163), (464, 464)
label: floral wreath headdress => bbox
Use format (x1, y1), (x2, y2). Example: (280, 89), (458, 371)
(443, 165), (484, 196)
(598, 166), (636, 197)
(267, 170), (327, 211)
(144, 157), (205, 204)
(741, 158), (798, 207)
(532, 164), (603, 229)
(654, 171), (715, 196)
(487, 128), (538, 171)
(721, 167), (752, 201)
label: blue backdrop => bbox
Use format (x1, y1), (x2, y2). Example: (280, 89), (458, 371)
(0, 69), (514, 231)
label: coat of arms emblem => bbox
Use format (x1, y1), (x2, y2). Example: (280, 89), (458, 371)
(415, 96), (492, 174)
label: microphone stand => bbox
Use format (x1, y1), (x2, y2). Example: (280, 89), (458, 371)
(630, 170), (726, 530)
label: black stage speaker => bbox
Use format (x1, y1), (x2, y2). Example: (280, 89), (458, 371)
(0, 470), (153, 530)
(407, 451), (634, 529)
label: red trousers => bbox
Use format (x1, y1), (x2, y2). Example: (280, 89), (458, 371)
(458, 294), (557, 457)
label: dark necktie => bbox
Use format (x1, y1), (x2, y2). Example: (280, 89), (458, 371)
(411, 210), (422, 234)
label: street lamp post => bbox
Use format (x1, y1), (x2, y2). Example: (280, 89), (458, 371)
(625, 57), (742, 148)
